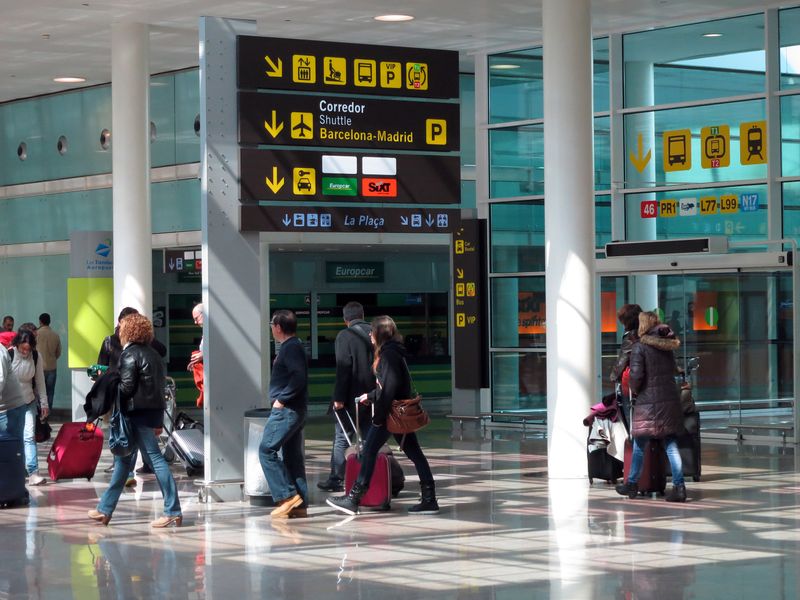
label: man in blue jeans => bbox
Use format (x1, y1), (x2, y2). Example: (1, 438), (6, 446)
(259, 309), (309, 519)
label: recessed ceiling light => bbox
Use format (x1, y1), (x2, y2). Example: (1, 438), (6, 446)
(53, 76), (86, 83)
(491, 64), (521, 70)
(703, 33), (722, 38)
(374, 14), (414, 22)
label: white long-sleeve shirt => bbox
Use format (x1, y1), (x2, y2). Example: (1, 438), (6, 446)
(10, 349), (47, 410)
(0, 345), (26, 412)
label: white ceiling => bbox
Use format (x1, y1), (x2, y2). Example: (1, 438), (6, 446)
(0, 0), (785, 104)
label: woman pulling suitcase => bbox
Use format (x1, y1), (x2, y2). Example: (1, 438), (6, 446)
(88, 314), (183, 527)
(615, 311), (688, 503)
(326, 315), (439, 516)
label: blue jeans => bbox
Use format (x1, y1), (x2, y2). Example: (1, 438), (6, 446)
(23, 402), (39, 475)
(355, 424), (433, 488)
(628, 436), (684, 486)
(44, 370), (57, 411)
(259, 406), (308, 505)
(0, 404), (27, 456)
(97, 421), (181, 517)
(327, 408), (369, 483)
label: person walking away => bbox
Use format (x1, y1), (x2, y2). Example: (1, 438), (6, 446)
(9, 329), (49, 485)
(88, 313), (182, 527)
(0, 343), (29, 503)
(610, 303), (642, 425)
(327, 315), (439, 516)
(318, 301), (375, 492)
(615, 311), (688, 503)
(259, 310), (309, 519)
(36, 313), (61, 412)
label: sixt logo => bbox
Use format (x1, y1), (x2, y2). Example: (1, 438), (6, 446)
(362, 178), (397, 197)
(95, 238), (112, 257)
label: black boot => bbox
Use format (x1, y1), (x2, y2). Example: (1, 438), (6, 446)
(326, 482), (366, 515)
(615, 480), (639, 499)
(408, 482), (439, 514)
(665, 483), (687, 503)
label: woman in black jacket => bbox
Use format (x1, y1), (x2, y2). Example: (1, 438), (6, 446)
(616, 311), (687, 502)
(88, 314), (183, 527)
(327, 315), (438, 516)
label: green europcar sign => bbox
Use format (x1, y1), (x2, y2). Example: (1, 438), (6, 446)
(326, 261), (384, 283)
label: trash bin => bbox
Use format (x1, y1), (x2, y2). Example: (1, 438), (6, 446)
(244, 408), (272, 506)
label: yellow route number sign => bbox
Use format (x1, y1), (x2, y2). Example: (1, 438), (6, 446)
(719, 194), (739, 213)
(699, 196), (718, 215)
(659, 199), (677, 218)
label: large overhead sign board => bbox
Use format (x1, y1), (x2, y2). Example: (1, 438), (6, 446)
(238, 92), (459, 151)
(240, 148), (460, 204)
(238, 36), (459, 99)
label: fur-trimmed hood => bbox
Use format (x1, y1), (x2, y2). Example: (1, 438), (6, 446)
(640, 325), (680, 352)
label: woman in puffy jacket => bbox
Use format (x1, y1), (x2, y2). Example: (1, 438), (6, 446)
(88, 314), (182, 527)
(327, 315), (438, 516)
(615, 311), (687, 502)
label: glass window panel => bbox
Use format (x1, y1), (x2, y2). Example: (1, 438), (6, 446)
(152, 179), (201, 233)
(175, 69), (200, 165)
(491, 352), (546, 412)
(490, 201), (544, 273)
(150, 73), (177, 167)
(782, 181), (800, 243)
(489, 48), (543, 123)
(623, 14), (765, 107)
(779, 7), (800, 90)
(781, 95), (800, 176)
(595, 115), (611, 191)
(489, 125), (544, 199)
(461, 180), (476, 210)
(491, 276), (545, 348)
(594, 37), (610, 114)
(623, 99), (766, 188)
(596, 194), (612, 249)
(624, 183), (767, 242)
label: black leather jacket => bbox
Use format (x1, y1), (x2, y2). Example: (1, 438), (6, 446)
(118, 342), (166, 413)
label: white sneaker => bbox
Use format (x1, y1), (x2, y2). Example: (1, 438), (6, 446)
(27, 473), (46, 486)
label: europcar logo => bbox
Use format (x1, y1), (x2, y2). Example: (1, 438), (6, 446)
(95, 238), (112, 257)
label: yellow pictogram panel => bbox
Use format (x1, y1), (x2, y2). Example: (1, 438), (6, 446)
(659, 199), (677, 218)
(292, 55), (316, 84)
(380, 62), (402, 88)
(293, 167), (316, 195)
(405, 62), (428, 90)
(455, 283), (465, 297)
(354, 59), (376, 87)
(719, 194), (739, 213)
(456, 313), (466, 327)
(699, 196), (718, 215)
(455, 239), (465, 254)
(290, 112), (314, 140)
(323, 57), (347, 85)
(700, 125), (730, 169)
(740, 120), (767, 165)
(426, 119), (447, 145)
(662, 129), (692, 172)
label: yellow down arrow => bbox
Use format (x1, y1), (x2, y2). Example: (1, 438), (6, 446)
(629, 132), (652, 173)
(263, 111), (284, 138)
(264, 55), (283, 78)
(265, 166), (284, 194)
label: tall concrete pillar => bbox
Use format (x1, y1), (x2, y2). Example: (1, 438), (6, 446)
(111, 22), (152, 316)
(543, 0), (595, 478)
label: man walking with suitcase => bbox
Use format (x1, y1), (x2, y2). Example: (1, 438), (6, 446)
(259, 310), (309, 519)
(317, 301), (375, 492)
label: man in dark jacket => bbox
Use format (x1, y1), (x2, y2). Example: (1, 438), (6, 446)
(318, 301), (375, 492)
(616, 311), (687, 503)
(259, 310), (309, 519)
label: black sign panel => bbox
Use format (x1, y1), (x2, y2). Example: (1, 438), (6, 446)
(240, 148), (460, 204)
(163, 248), (202, 273)
(240, 206), (460, 233)
(238, 36), (459, 99)
(238, 92), (459, 152)
(453, 219), (488, 389)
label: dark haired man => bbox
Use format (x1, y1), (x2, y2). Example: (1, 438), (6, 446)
(2, 315), (14, 332)
(259, 310), (309, 519)
(317, 301), (375, 492)
(37, 313), (61, 411)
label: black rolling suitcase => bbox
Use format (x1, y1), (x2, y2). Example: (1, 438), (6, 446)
(672, 411), (701, 482)
(588, 441), (623, 484)
(166, 411), (204, 477)
(0, 436), (28, 507)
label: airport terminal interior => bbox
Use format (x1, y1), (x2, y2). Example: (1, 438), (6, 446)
(2, 0), (800, 598)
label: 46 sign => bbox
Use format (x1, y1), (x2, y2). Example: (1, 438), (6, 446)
(640, 200), (658, 219)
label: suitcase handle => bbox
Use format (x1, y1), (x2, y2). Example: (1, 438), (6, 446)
(80, 420), (101, 440)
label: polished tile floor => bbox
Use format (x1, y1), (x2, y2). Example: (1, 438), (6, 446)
(1, 421), (798, 599)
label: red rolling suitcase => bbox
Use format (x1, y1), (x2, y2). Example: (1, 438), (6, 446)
(337, 405), (391, 511)
(623, 438), (667, 496)
(47, 422), (104, 481)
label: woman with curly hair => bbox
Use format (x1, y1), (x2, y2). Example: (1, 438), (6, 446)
(88, 313), (182, 527)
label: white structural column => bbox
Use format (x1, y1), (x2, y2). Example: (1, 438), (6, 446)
(111, 22), (152, 316)
(543, 0), (595, 478)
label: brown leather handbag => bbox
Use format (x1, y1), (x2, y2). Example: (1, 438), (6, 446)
(386, 394), (430, 434)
